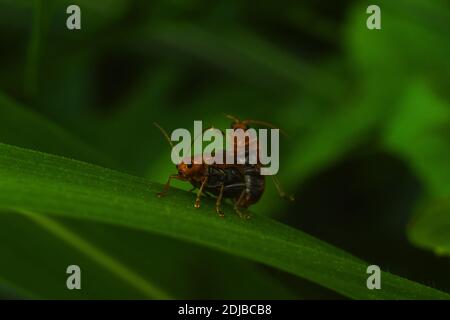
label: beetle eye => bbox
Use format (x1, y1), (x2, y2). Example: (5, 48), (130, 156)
(187, 163), (193, 169)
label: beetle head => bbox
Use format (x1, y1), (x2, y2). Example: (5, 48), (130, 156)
(176, 161), (203, 178)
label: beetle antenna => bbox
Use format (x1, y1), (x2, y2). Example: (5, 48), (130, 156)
(153, 122), (174, 148)
(223, 113), (241, 123)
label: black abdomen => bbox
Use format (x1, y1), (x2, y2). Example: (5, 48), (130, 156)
(241, 166), (265, 206)
(204, 166), (245, 198)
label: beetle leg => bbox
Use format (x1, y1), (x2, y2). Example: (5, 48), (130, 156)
(215, 184), (225, 217)
(271, 175), (295, 201)
(157, 175), (185, 198)
(189, 187), (210, 198)
(234, 190), (250, 219)
(194, 177), (208, 208)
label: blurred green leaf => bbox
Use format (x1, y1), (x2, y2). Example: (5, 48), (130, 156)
(0, 211), (169, 299)
(408, 198), (450, 257)
(0, 143), (448, 299)
(385, 81), (450, 197)
(384, 81), (450, 256)
(147, 21), (343, 98)
(59, 218), (300, 299)
(383, 82), (450, 197)
(347, 0), (450, 79)
(347, 0), (450, 259)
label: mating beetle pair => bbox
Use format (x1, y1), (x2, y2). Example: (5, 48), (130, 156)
(155, 115), (293, 218)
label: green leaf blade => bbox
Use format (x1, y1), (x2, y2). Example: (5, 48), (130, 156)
(0, 142), (448, 299)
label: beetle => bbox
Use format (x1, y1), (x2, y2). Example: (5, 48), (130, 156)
(224, 114), (294, 202)
(154, 123), (263, 218)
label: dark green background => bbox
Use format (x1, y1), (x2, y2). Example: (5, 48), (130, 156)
(0, 0), (449, 299)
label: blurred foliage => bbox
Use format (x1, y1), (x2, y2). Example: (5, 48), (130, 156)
(0, 0), (449, 298)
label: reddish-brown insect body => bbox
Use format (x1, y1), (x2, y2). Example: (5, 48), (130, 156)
(225, 115), (294, 203)
(154, 118), (293, 219)
(154, 123), (262, 218)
